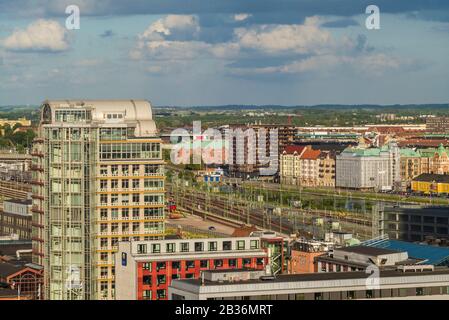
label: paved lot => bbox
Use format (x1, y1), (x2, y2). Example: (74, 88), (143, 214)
(167, 214), (235, 236)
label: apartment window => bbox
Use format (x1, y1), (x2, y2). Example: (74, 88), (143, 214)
(111, 179), (119, 189)
(111, 194), (119, 204)
(186, 261), (195, 270)
(366, 290), (374, 299)
(111, 165), (118, 175)
(100, 194), (108, 204)
(143, 275), (152, 285)
(132, 165), (140, 175)
(100, 180), (108, 189)
(100, 238), (108, 248)
(100, 282), (108, 297)
(156, 262), (166, 271)
(185, 273), (194, 279)
(100, 209), (108, 220)
(122, 223), (129, 232)
(256, 258), (264, 266)
(347, 291), (355, 300)
(111, 223), (118, 232)
(194, 242), (204, 252)
(314, 293), (323, 300)
(223, 241), (232, 251)
(122, 194), (129, 205)
(200, 260), (208, 268)
(133, 208), (139, 219)
(100, 166), (108, 175)
(214, 260), (223, 268)
(111, 208), (119, 219)
(121, 208), (129, 219)
(133, 222), (139, 232)
(137, 244), (147, 254)
(172, 274), (180, 280)
(142, 290), (152, 300)
(132, 179), (140, 189)
(122, 165), (129, 176)
(122, 179), (129, 189)
(152, 244), (161, 253)
(157, 275), (166, 285)
(166, 243), (176, 253)
(142, 262), (151, 271)
(416, 288), (424, 296)
(157, 290), (166, 299)
(250, 240), (259, 249)
(111, 238), (118, 247)
(145, 164), (160, 175)
(237, 240), (245, 250)
(172, 261), (180, 270)
(229, 259), (237, 267)
(132, 194), (140, 203)
(100, 267), (108, 277)
(243, 258), (251, 266)
(181, 243), (189, 252)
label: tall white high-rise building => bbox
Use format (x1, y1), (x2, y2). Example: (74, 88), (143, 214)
(31, 100), (165, 300)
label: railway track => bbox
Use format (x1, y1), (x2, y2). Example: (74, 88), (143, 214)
(168, 184), (372, 238)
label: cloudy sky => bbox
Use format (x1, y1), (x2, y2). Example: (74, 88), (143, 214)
(0, 0), (448, 106)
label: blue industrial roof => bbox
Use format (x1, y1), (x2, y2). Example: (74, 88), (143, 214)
(364, 239), (449, 266)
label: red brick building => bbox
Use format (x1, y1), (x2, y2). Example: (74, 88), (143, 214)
(115, 237), (268, 300)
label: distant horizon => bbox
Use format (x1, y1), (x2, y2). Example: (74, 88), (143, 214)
(1, 1), (449, 105)
(1, 103), (449, 109)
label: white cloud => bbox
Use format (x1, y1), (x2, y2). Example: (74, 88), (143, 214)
(2, 19), (69, 52)
(132, 14), (409, 78)
(133, 40), (210, 61)
(230, 53), (405, 76)
(132, 15), (206, 62)
(234, 13), (252, 22)
(234, 17), (332, 54)
(139, 15), (200, 41)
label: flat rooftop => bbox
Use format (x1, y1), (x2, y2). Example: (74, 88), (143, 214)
(181, 267), (449, 287)
(336, 246), (401, 256)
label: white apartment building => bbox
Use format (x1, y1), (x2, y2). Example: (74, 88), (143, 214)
(336, 142), (401, 191)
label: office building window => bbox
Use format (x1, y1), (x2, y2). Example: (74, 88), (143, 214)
(195, 242), (204, 252)
(166, 243), (176, 253)
(137, 244), (147, 254)
(181, 243), (189, 252)
(250, 240), (259, 249)
(208, 241), (217, 251)
(152, 244), (161, 253)
(223, 241), (232, 251)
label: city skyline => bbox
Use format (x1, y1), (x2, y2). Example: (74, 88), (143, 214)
(1, 0), (449, 106)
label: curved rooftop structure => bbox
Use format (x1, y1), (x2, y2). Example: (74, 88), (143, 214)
(40, 99), (157, 137)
